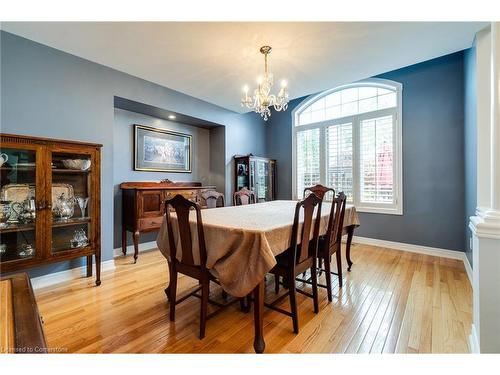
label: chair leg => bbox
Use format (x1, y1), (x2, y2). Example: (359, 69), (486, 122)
(336, 250), (343, 288)
(239, 295), (250, 313)
(310, 261), (319, 313)
(288, 273), (299, 333)
(169, 268), (178, 321)
(200, 279), (209, 339)
(324, 256), (333, 302)
(274, 275), (280, 294)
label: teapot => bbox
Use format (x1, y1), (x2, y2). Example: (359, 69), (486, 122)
(53, 193), (75, 220)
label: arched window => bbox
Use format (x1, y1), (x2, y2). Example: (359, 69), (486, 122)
(292, 78), (403, 214)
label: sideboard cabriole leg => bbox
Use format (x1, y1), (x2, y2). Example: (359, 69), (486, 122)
(122, 228), (127, 255)
(133, 231), (140, 263)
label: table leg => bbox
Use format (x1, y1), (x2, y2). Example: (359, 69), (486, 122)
(346, 225), (355, 271)
(253, 281), (265, 353)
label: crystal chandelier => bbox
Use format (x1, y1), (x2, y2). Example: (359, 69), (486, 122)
(241, 46), (289, 121)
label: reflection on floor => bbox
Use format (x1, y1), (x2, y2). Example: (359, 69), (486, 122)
(34, 244), (472, 353)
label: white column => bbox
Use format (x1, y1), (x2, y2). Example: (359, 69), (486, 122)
(490, 23), (500, 212)
(469, 22), (500, 353)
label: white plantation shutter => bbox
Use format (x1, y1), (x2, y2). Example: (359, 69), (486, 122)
(360, 115), (395, 204)
(293, 79), (402, 214)
(296, 128), (321, 197)
(326, 123), (353, 202)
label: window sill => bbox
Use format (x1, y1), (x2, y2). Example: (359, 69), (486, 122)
(356, 206), (403, 216)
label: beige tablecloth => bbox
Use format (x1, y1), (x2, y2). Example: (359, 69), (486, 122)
(156, 200), (360, 297)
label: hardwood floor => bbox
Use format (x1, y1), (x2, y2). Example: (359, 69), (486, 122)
(34, 244), (472, 353)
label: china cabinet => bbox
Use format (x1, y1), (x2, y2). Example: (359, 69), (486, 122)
(234, 155), (276, 202)
(0, 133), (102, 286)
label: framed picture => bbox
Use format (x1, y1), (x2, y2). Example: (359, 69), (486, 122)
(134, 124), (192, 173)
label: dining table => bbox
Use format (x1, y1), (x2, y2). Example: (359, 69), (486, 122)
(156, 200), (360, 353)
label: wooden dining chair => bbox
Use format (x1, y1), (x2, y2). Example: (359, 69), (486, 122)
(296, 192), (347, 300)
(316, 192), (347, 300)
(164, 194), (241, 339)
(302, 184), (335, 273)
(233, 187), (256, 206)
(201, 190), (225, 209)
(303, 184), (335, 200)
(265, 193), (323, 333)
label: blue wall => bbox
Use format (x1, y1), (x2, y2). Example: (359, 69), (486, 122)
(464, 47), (477, 265)
(267, 51), (467, 252)
(0, 31), (266, 277)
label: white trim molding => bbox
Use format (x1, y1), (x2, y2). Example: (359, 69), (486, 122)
(468, 23), (500, 353)
(113, 240), (158, 258)
(469, 324), (480, 354)
(31, 260), (115, 290)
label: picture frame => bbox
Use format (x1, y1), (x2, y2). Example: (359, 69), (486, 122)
(134, 124), (192, 173)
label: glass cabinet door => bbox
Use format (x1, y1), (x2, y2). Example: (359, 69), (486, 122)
(48, 149), (94, 254)
(256, 160), (270, 202)
(0, 146), (41, 263)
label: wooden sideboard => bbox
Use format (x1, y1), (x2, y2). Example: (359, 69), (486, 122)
(0, 273), (47, 353)
(119, 181), (215, 262)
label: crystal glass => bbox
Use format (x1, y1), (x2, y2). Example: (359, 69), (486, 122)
(76, 197), (89, 218)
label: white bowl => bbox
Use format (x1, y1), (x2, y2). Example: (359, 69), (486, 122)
(61, 159), (91, 170)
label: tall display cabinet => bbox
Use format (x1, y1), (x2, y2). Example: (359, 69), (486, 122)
(0, 133), (102, 286)
(234, 154), (276, 202)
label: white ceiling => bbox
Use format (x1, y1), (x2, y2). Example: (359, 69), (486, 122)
(1, 22), (487, 113)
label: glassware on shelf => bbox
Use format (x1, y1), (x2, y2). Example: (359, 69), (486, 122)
(0, 244), (6, 255)
(61, 159), (91, 170)
(0, 201), (12, 228)
(18, 243), (35, 258)
(70, 229), (89, 248)
(54, 193), (75, 220)
(0, 153), (8, 167)
(76, 197), (89, 218)
(11, 198), (36, 223)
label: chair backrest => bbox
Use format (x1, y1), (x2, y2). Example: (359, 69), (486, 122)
(304, 184), (335, 200)
(289, 193), (323, 265)
(165, 194), (207, 268)
(325, 192), (347, 255)
(233, 187), (256, 206)
(201, 190), (225, 209)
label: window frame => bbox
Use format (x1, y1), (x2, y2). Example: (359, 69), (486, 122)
(292, 78), (403, 215)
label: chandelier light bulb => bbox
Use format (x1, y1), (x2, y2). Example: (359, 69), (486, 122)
(243, 85), (249, 93)
(281, 79), (287, 88)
